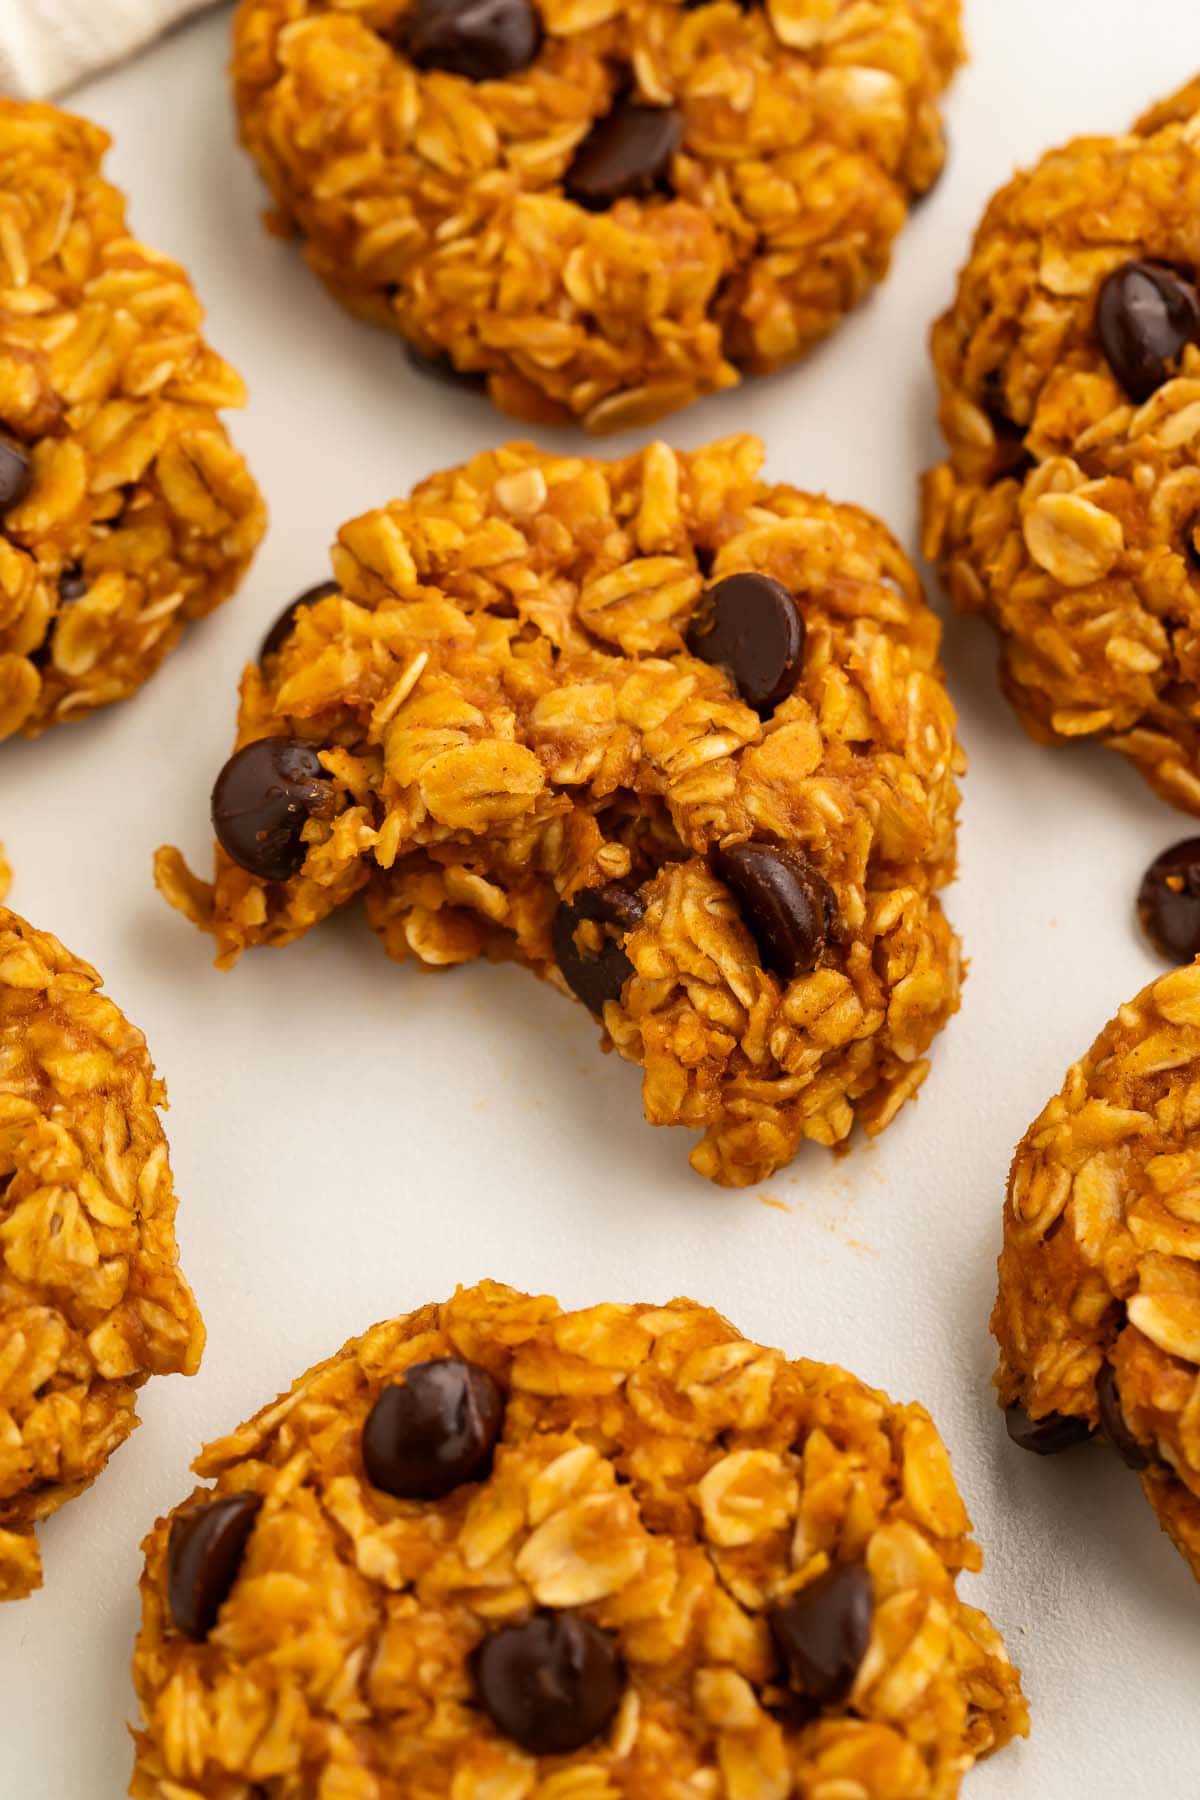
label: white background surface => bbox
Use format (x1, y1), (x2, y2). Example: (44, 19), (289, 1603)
(1, 2), (1197, 1792)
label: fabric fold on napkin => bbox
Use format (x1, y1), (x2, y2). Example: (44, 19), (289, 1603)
(0, 0), (210, 100)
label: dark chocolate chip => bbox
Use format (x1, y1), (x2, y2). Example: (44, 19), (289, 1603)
(551, 880), (645, 1014)
(768, 1564), (873, 1708)
(1095, 260), (1199, 403)
(397, 0), (542, 80)
(259, 580), (338, 662)
(474, 1612), (624, 1754)
(1097, 1363), (1149, 1471)
(565, 100), (683, 210)
(714, 842), (835, 983)
(0, 438), (32, 517)
(1137, 837), (1200, 963)
(403, 340), (488, 392)
(167, 1493), (262, 1641)
(1004, 1402), (1093, 1455)
(211, 736), (336, 882)
(57, 564), (88, 602)
(362, 1357), (505, 1499)
(685, 572), (805, 717)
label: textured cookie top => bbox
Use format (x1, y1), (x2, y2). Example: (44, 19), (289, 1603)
(131, 1282), (1026, 1798)
(994, 958), (1200, 1581)
(232, 0), (961, 429)
(157, 436), (963, 1185)
(0, 908), (204, 1602)
(922, 82), (1200, 812)
(0, 100), (265, 740)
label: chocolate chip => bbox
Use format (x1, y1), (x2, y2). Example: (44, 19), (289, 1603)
(979, 371), (1034, 480)
(1095, 260), (1199, 403)
(1137, 838), (1200, 963)
(551, 881), (645, 1014)
(259, 580), (338, 663)
(362, 1357), (505, 1499)
(1004, 1402), (1093, 1455)
(0, 438), (32, 517)
(714, 842), (835, 983)
(398, 0), (542, 80)
(167, 1493), (262, 1641)
(57, 565), (88, 602)
(1097, 1363), (1149, 1471)
(474, 1613), (624, 1754)
(404, 341), (488, 392)
(565, 100), (683, 210)
(685, 572), (805, 717)
(769, 1564), (873, 1708)
(211, 736), (336, 881)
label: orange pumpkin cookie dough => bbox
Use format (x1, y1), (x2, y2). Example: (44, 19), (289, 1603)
(130, 1282), (1026, 1798)
(156, 436), (964, 1186)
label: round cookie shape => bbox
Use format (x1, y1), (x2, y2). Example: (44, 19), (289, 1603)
(155, 435), (965, 1188)
(0, 102), (265, 743)
(922, 80), (1200, 814)
(130, 1282), (1027, 1796)
(993, 957), (1200, 1580)
(0, 909), (204, 1602)
(230, 0), (963, 432)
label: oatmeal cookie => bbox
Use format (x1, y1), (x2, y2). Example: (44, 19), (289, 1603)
(155, 435), (964, 1187)
(130, 1281), (1027, 1798)
(0, 101), (265, 741)
(0, 909), (204, 1602)
(994, 958), (1200, 1580)
(231, 0), (962, 433)
(922, 80), (1200, 814)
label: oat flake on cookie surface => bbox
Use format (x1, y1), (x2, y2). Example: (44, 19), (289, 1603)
(922, 77), (1200, 814)
(156, 435), (965, 1187)
(231, 0), (962, 432)
(0, 101), (265, 741)
(995, 957), (1200, 1581)
(0, 908), (204, 1602)
(130, 1280), (1027, 1799)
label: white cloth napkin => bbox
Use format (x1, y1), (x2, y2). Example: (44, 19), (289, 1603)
(0, 0), (210, 100)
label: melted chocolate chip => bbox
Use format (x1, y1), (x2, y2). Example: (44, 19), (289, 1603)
(552, 881), (645, 1014)
(565, 100), (683, 210)
(1097, 1363), (1149, 1471)
(474, 1613), (624, 1754)
(167, 1493), (262, 1641)
(211, 736), (336, 881)
(714, 842), (836, 983)
(259, 580), (338, 663)
(362, 1358), (505, 1499)
(57, 565), (88, 602)
(1137, 838), (1200, 963)
(0, 438), (32, 517)
(1096, 260), (1199, 403)
(1004, 1402), (1093, 1455)
(685, 572), (805, 717)
(769, 1564), (873, 1708)
(397, 0), (542, 80)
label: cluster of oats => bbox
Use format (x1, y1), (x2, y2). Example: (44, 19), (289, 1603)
(0, 101), (265, 741)
(0, 909), (204, 1602)
(131, 1281), (1026, 1798)
(994, 959), (1200, 1579)
(156, 435), (964, 1187)
(922, 80), (1200, 814)
(232, 0), (961, 432)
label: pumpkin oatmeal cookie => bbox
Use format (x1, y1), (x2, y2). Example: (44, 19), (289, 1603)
(155, 435), (964, 1187)
(0, 100), (265, 741)
(0, 909), (204, 1602)
(922, 79), (1200, 814)
(231, 0), (962, 432)
(995, 958), (1200, 1580)
(129, 1281), (1027, 1799)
